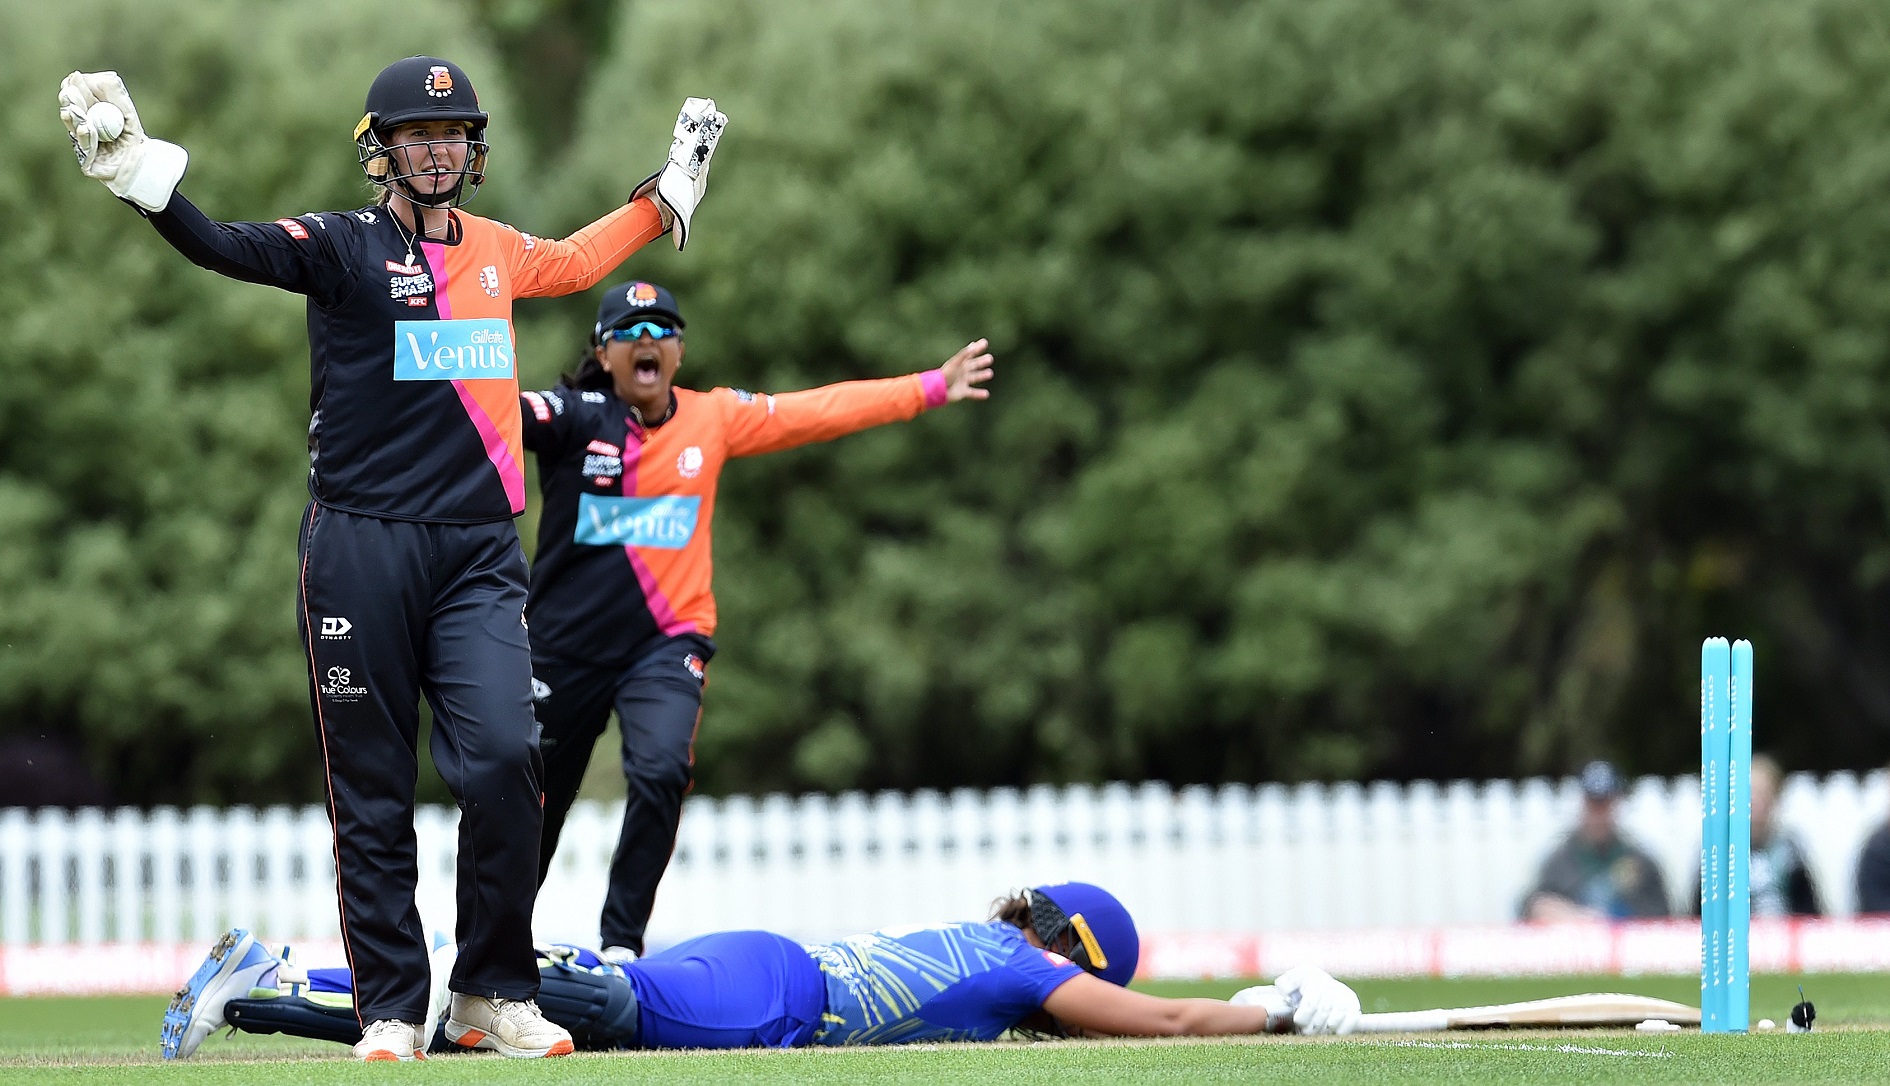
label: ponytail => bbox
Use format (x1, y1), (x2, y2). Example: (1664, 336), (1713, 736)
(559, 347), (613, 391)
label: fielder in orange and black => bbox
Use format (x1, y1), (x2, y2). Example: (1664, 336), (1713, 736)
(62, 57), (724, 1061)
(521, 281), (994, 959)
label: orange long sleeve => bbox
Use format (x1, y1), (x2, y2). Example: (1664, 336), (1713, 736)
(722, 371), (951, 458)
(508, 198), (667, 299)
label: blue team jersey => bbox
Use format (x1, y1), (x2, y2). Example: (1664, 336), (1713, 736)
(806, 921), (1085, 1045)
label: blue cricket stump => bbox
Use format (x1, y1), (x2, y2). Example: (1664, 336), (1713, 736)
(1700, 637), (1753, 1033)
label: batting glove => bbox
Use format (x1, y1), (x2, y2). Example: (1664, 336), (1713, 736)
(1274, 965), (1362, 1035)
(58, 71), (188, 213)
(1229, 983), (1294, 1033)
(630, 96), (727, 250)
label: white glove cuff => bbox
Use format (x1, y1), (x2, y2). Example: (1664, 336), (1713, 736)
(123, 139), (187, 213)
(656, 168), (694, 250)
(1228, 984), (1294, 1033)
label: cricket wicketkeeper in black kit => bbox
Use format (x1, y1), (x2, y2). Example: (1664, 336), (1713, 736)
(59, 56), (725, 1062)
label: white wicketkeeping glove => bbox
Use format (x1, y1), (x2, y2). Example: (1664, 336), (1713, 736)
(1273, 965), (1362, 1036)
(630, 96), (727, 250)
(58, 71), (188, 213)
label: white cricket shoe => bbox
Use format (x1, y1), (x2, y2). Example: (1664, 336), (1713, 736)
(160, 929), (281, 1060)
(599, 945), (639, 968)
(353, 1019), (426, 1062)
(445, 994), (575, 1058)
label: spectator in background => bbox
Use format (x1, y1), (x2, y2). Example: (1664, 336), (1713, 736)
(1857, 763), (1890, 914)
(1522, 760), (1670, 921)
(1690, 754), (1821, 917)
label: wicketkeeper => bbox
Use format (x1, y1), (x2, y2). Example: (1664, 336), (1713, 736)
(61, 56), (725, 1062)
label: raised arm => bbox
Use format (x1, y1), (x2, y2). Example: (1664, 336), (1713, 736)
(60, 70), (351, 301)
(506, 200), (667, 299)
(146, 198), (355, 302)
(511, 96), (728, 296)
(723, 339), (994, 458)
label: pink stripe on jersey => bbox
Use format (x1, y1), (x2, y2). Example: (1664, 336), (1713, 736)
(620, 426), (695, 637)
(920, 368), (950, 408)
(424, 241), (527, 514)
(449, 381), (527, 513)
(421, 242), (454, 319)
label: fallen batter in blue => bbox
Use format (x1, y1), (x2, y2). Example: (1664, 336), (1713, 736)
(160, 882), (1360, 1059)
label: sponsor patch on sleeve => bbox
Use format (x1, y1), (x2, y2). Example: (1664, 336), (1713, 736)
(523, 391), (551, 423)
(586, 439), (622, 457)
(276, 218), (310, 240)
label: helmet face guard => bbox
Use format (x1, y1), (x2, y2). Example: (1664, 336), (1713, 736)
(355, 56), (490, 209)
(355, 120), (488, 208)
(1026, 889), (1110, 975)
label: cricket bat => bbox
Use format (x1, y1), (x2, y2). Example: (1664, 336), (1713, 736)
(1354, 993), (1702, 1033)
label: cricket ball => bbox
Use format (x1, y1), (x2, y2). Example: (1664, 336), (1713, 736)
(88, 102), (125, 141)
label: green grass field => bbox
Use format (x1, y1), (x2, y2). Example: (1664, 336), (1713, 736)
(2, 974), (1884, 1084)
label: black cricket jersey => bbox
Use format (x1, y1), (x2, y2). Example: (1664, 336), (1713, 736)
(143, 193), (665, 522)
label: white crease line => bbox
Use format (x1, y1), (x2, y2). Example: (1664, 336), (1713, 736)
(1373, 1040), (1673, 1059)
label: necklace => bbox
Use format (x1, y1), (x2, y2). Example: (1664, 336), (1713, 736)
(390, 206), (420, 268)
(389, 201), (456, 267)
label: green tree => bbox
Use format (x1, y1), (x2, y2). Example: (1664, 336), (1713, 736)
(10, 0), (1890, 804)
(0, 0), (520, 803)
(461, 0), (622, 160)
(538, 0), (1890, 793)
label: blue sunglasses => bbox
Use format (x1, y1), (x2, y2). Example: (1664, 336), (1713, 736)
(604, 321), (680, 343)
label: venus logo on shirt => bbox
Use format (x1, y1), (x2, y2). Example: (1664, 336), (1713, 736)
(393, 319), (516, 380)
(574, 495), (700, 549)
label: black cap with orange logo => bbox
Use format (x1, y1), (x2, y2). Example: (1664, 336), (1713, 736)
(593, 280), (686, 341)
(358, 56), (488, 133)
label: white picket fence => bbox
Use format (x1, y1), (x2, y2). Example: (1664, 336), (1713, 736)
(2, 772), (1885, 953)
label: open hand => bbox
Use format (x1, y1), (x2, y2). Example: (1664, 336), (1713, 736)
(939, 339), (994, 403)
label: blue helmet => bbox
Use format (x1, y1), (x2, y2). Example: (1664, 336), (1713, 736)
(1029, 882), (1140, 987)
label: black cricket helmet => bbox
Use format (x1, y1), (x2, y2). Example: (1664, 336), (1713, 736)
(353, 56), (490, 207)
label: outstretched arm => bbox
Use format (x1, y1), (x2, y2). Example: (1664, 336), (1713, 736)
(1039, 973), (1282, 1037)
(145, 197), (354, 302)
(723, 339), (995, 458)
(1041, 964), (1361, 1038)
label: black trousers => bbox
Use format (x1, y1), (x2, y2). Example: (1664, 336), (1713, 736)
(532, 635), (711, 954)
(297, 503), (543, 1023)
